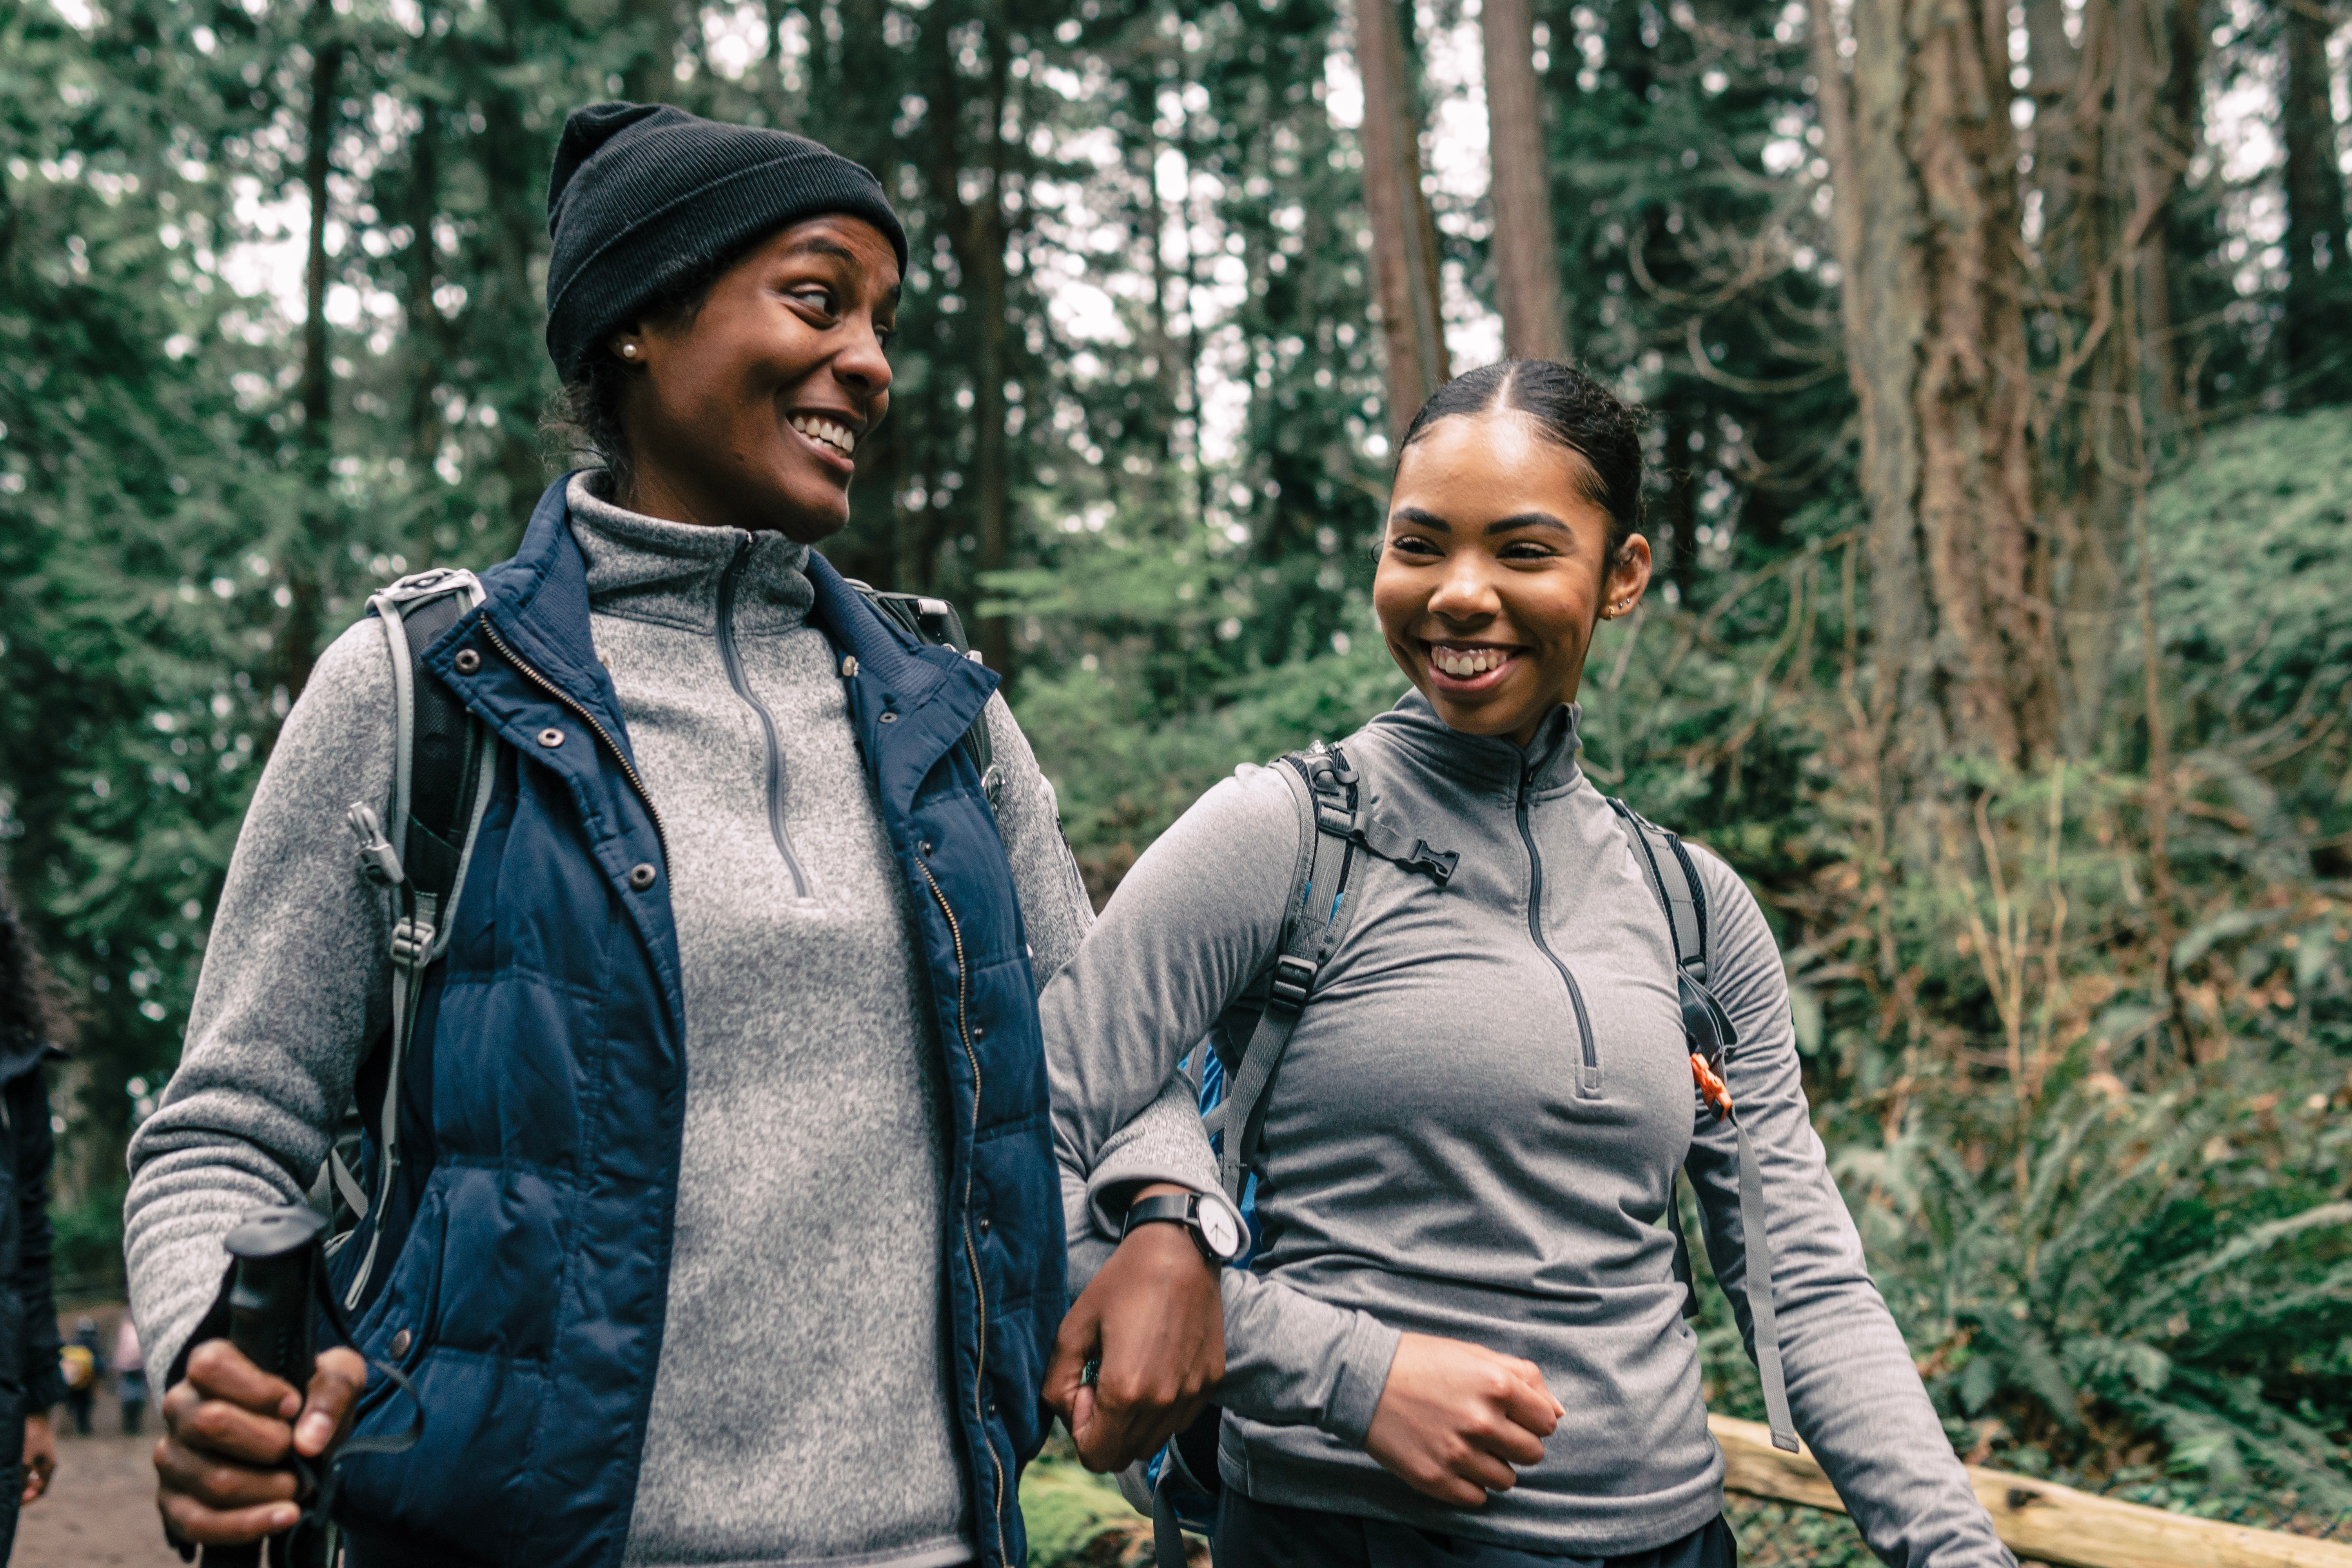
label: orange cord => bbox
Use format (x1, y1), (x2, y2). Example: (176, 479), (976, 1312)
(1690, 1053), (1733, 1119)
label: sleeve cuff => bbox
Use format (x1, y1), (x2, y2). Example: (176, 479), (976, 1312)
(1321, 1310), (1401, 1447)
(24, 1362), (66, 1412)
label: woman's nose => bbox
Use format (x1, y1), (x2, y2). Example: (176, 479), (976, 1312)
(835, 319), (895, 399)
(1427, 555), (1501, 621)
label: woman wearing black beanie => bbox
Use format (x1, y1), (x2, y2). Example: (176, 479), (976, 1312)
(128, 104), (1230, 1568)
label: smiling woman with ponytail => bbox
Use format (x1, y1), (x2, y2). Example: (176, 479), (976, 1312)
(124, 103), (1223, 1568)
(1046, 361), (2018, 1568)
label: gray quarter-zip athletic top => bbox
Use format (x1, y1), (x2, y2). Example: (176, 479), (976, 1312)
(1045, 694), (2013, 1568)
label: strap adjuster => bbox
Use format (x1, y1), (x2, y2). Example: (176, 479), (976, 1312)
(1268, 953), (1315, 1012)
(389, 917), (435, 971)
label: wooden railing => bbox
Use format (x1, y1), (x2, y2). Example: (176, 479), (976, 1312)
(1713, 1417), (2352, 1568)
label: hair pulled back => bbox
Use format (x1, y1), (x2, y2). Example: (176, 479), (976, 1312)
(544, 245), (746, 499)
(1396, 359), (1648, 564)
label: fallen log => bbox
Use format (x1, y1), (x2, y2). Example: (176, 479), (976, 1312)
(1712, 1416), (2352, 1568)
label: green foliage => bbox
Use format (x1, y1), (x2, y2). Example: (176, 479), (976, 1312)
(1844, 1077), (2352, 1508)
(49, 1180), (127, 1305)
(1018, 1454), (1151, 1566)
(2143, 407), (2352, 860)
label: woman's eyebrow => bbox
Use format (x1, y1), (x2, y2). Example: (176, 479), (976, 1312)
(1485, 511), (1572, 537)
(780, 236), (860, 265)
(1390, 506), (1450, 532)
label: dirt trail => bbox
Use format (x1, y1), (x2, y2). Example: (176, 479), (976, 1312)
(16, 1389), (178, 1568)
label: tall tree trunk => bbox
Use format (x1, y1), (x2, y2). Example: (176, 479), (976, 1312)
(923, 0), (1018, 673)
(1808, 0), (2059, 793)
(621, 0), (680, 102)
(405, 92), (443, 568)
(2026, 0), (2200, 752)
(762, 0), (791, 123)
(2026, 0), (2080, 293)
(2282, 0), (2350, 401)
(273, 16), (343, 720)
(1353, 0), (1450, 438)
(1482, 0), (1565, 359)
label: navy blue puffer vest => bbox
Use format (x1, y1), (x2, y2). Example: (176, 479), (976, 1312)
(328, 478), (1062, 1567)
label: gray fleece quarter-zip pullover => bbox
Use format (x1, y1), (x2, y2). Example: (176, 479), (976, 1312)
(1045, 695), (2013, 1568)
(124, 474), (1214, 1568)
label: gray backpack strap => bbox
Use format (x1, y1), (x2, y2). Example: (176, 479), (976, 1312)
(336, 569), (495, 1308)
(840, 578), (998, 801)
(1208, 743), (1374, 1203)
(1609, 800), (1798, 1456)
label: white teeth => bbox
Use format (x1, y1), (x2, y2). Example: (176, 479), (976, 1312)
(788, 415), (857, 456)
(1434, 648), (1507, 678)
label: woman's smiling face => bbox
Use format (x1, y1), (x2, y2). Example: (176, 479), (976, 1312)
(1373, 409), (1651, 746)
(615, 214), (899, 542)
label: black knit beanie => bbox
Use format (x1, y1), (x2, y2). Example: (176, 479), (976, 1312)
(544, 102), (910, 379)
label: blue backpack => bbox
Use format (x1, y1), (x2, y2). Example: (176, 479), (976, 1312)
(1129, 742), (1797, 1561)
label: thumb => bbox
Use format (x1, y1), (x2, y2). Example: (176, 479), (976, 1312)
(1042, 1341), (1091, 1419)
(1070, 1385), (1099, 1448)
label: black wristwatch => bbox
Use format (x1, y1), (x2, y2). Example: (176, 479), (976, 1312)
(1120, 1190), (1245, 1264)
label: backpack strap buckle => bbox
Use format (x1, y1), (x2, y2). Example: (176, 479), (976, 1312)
(1267, 953), (1316, 1014)
(1397, 839), (1459, 884)
(388, 916), (435, 972)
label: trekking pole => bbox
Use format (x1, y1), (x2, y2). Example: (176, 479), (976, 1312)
(205, 1206), (328, 1568)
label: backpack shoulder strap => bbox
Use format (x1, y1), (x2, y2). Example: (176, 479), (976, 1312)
(1207, 742), (1368, 1202)
(1608, 800), (1733, 1064)
(334, 568), (494, 1308)
(842, 581), (997, 799)
(1608, 799), (1798, 1455)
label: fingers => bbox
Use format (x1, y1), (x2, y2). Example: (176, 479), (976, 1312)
(185, 1340), (300, 1421)
(154, 1435), (302, 1510)
(1492, 1358), (1563, 1441)
(294, 1349), (368, 1459)
(163, 1380), (297, 1469)
(1074, 1365), (1208, 1472)
(156, 1485), (301, 1549)
(1040, 1310), (1101, 1424)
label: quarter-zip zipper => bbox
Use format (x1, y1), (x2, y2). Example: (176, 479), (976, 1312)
(913, 854), (1008, 1568)
(479, 617), (669, 867)
(1515, 767), (1602, 1097)
(715, 537), (815, 902)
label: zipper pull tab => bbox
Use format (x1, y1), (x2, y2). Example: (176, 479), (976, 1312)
(348, 803), (406, 886)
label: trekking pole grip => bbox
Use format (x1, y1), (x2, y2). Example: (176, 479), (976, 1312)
(203, 1206), (328, 1568)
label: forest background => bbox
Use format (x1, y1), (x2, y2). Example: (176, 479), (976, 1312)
(2, 0), (2350, 1537)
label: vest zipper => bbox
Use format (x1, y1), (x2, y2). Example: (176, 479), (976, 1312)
(715, 536), (815, 901)
(1515, 768), (1601, 1096)
(913, 854), (1008, 1568)
(478, 617), (669, 866)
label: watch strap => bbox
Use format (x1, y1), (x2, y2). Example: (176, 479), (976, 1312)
(1122, 1191), (1198, 1236)
(1122, 1192), (1222, 1261)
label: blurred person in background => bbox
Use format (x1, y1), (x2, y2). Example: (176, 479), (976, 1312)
(60, 1318), (98, 1437)
(113, 1315), (145, 1436)
(0, 871), (67, 1555)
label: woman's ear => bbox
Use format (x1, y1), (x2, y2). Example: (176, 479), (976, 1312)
(1600, 533), (1654, 621)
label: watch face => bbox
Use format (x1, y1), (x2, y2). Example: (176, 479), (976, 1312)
(1198, 1201), (1241, 1261)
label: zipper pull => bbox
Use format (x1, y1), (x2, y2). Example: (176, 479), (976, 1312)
(348, 803), (406, 886)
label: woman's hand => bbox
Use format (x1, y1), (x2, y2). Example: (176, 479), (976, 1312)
(154, 1338), (368, 1548)
(1363, 1332), (1562, 1507)
(1044, 1185), (1225, 1473)
(19, 1412), (54, 1505)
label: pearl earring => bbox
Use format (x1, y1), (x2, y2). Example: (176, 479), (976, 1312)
(618, 342), (641, 360)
